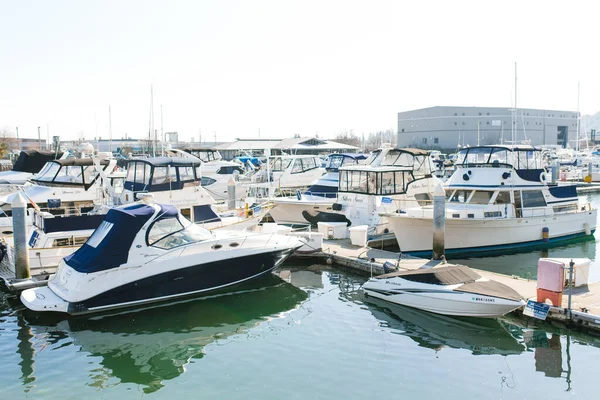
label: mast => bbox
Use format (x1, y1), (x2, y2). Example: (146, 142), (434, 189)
(576, 81), (581, 151)
(160, 104), (164, 155)
(149, 85), (155, 156)
(108, 105), (112, 154)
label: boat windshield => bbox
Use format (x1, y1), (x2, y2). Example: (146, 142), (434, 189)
(365, 150), (381, 165)
(34, 162), (101, 185)
(35, 162), (61, 181)
(148, 217), (214, 250)
(455, 147), (542, 169)
(270, 157), (292, 172)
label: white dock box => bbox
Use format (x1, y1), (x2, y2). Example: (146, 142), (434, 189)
(317, 222), (348, 239)
(348, 225), (369, 247)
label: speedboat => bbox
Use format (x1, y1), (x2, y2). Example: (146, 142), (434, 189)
(20, 200), (302, 315)
(383, 145), (597, 257)
(362, 265), (525, 317)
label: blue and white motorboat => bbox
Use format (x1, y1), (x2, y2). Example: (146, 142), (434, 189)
(20, 199), (302, 315)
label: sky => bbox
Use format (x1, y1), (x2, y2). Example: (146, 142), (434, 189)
(1, 0), (599, 144)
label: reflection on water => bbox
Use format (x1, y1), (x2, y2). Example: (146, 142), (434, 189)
(363, 297), (525, 355)
(17, 274), (307, 394)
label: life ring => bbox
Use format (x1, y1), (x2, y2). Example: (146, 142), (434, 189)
(539, 171), (548, 183)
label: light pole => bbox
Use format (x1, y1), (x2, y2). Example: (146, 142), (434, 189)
(37, 126), (41, 149)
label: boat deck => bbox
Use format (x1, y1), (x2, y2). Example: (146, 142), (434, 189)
(311, 238), (600, 333)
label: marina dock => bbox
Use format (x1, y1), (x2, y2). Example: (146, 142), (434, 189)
(300, 238), (600, 335)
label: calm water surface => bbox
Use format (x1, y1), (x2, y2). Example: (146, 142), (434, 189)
(2, 194), (600, 399)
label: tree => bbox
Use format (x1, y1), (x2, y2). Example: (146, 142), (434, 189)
(333, 130), (361, 147)
(0, 126), (17, 159)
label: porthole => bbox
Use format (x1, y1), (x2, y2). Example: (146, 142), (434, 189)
(229, 242), (239, 247)
(211, 244), (222, 250)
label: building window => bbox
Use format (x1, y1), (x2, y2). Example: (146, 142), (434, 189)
(434, 138), (439, 144)
(401, 128), (404, 132)
(486, 112), (490, 115)
(454, 113), (457, 116)
(454, 122), (458, 125)
(462, 113), (465, 116)
(479, 112), (482, 116)
(486, 121), (490, 125)
(461, 122), (465, 125)
(422, 138), (427, 144)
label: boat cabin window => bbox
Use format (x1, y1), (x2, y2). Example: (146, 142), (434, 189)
(271, 158), (292, 172)
(126, 162), (151, 185)
(339, 170), (408, 195)
(522, 190), (546, 207)
(148, 217), (213, 249)
(515, 150), (542, 169)
(201, 176), (217, 186)
(54, 166), (84, 184)
(489, 148), (509, 165)
(494, 191), (511, 204)
(179, 166), (196, 181)
(36, 162), (61, 181)
(327, 155), (351, 171)
(414, 193), (432, 206)
(152, 166), (177, 184)
(447, 190), (471, 203)
(463, 147), (492, 164)
(365, 150), (381, 165)
(216, 166), (244, 175)
(291, 157), (319, 174)
(469, 191), (493, 204)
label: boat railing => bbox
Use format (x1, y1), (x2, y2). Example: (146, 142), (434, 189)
(390, 198), (588, 219)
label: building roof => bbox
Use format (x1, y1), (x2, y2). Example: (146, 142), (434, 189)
(213, 140), (281, 151)
(273, 137), (359, 151)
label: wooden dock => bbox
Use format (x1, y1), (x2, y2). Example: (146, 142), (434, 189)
(299, 238), (600, 335)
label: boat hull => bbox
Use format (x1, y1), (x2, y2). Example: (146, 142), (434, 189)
(362, 279), (524, 318)
(21, 247), (296, 315)
(269, 197), (335, 225)
(387, 210), (597, 257)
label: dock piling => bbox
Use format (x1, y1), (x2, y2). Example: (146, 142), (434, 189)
(432, 184), (445, 260)
(227, 177), (236, 210)
(12, 193), (31, 280)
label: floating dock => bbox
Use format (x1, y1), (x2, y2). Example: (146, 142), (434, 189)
(300, 238), (600, 335)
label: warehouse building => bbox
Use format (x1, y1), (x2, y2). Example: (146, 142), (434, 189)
(397, 106), (579, 151)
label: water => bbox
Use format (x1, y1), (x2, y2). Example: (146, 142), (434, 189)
(2, 195), (600, 399)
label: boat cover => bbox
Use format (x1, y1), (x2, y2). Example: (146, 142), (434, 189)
(12, 150), (64, 173)
(376, 265), (481, 285)
(455, 280), (522, 302)
(64, 204), (176, 273)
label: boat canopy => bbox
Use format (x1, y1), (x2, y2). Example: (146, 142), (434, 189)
(65, 204), (163, 273)
(338, 169), (416, 195)
(31, 159), (110, 189)
(182, 148), (222, 162)
(455, 146), (543, 170)
(380, 148), (432, 176)
(270, 156), (321, 173)
(124, 158), (202, 193)
(325, 153), (368, 172)
(12, 149), (64, 173)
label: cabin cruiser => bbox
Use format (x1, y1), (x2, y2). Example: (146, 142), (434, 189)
(0, 157), (123, 235)
(0, 149), (64, 192)
(362, 265), (525, 317)
(20, 200), (303, 315)
(383, 145), (597, 257)
(269, 148), (442, 243)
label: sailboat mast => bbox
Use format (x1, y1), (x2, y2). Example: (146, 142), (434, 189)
(108, 105), (112, 154)
(576, 81), (581, 151)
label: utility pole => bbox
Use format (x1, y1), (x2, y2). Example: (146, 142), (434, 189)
(46, 124), (50, 150)
(160, 104), (164, 155)
(37, 126), (41, 149)
(213, 131), (217, 147)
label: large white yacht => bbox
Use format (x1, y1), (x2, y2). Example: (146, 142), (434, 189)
(383, 145), (597, 257)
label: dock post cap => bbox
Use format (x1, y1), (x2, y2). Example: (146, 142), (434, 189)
(434, 183), (445, 197)
(11, 192), (27, 208)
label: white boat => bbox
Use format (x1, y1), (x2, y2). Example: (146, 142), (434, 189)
(20, 199), (303, 315)
(0, 157), (123, 235)
(362, 265), (525, 317)
(383, 145), (597, 257)
(270, 148), (443, 243)
(0, 149), (64, 192)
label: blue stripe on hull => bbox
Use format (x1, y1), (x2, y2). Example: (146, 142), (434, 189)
(403, 230), (596, 259)
(68, 249), (294, 314)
